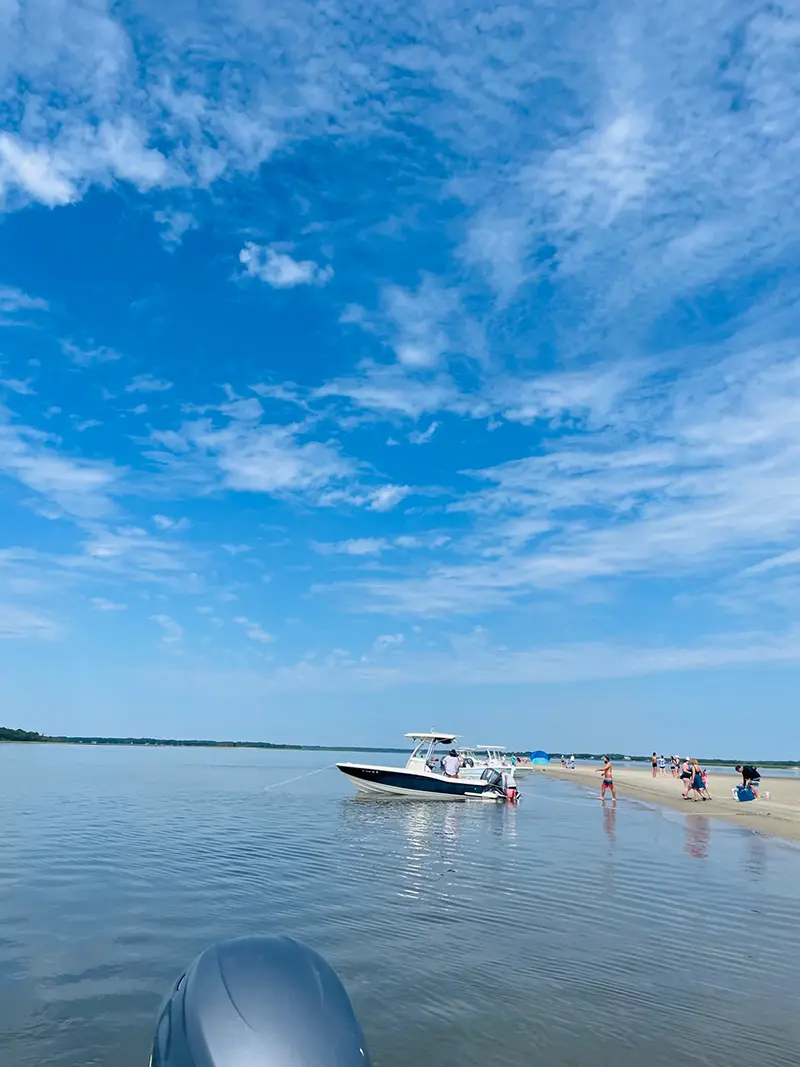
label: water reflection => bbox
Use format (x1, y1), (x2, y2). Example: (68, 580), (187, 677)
(744, 834), (767, 881)
(602, 800), (617, 844)
(684, 816), (711, 860)
(4, 747), (800, 1067)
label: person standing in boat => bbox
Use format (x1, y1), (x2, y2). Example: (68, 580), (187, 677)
(442, 749), (461, 778)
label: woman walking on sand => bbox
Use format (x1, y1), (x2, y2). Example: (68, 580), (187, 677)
(685, 759), (711, 802)
(680, 758), (693, 797)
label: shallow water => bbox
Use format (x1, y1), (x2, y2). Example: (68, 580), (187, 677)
(1, 743), (799, 1067)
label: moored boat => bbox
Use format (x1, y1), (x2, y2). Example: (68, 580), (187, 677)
(337, 733), (520, 802)
(459, 745), (514, 777)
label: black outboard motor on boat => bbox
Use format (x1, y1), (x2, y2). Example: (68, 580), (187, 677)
(480, 767), (520, 802)
(149, 935), (371, 1067)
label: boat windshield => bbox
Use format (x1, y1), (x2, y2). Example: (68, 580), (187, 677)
(409, 737), (455, 770)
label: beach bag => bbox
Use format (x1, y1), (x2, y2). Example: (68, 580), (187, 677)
(735, 786), (756, 802)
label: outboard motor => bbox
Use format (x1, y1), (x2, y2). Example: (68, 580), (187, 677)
(150, 935), (371, 1067)
(480, 767), (520, 803)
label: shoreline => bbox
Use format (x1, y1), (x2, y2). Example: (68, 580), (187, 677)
(528, 764), (800, 843)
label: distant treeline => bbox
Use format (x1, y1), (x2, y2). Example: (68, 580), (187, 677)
(56, 736), (323, 749)
(0, 726), (47, 742)
(52, 736), (405, 752)
(0, 727), (404, 753)
(2, 729), (795, 765)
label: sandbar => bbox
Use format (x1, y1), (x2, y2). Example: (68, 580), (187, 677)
(525, 764), (800, 842)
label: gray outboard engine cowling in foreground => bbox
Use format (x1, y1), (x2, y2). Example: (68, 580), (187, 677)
(150, 935), (371, 1067)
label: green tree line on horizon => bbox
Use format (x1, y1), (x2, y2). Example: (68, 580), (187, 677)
(2, 727), (796, 765)
(0, 726), (407, 752)
(0, 726), (47, 742)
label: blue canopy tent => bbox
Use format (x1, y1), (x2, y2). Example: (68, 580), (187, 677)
(530, 750), (550, 764)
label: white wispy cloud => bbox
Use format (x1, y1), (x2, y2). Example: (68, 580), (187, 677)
(373, 633), (404, 651)
(0, 378), (36, 395)
(91, 596), (128, 612)
(61, 340), (121, 366)
(408, 422), (438, 445)
(312, 534), (444, 557)
(0, 603), (57, 640)
(66, 526), (195, 587)
(126, 374), (173, 393)
(149, 624), (800, 695)
(313, 538), (388, 557)
(152, 614), (183, 644)
(0, 286), (48, 315)
(378, 278), (459, 368)
(316, 363), (474, 421)
(144, 405), (401, 510)
(367, 485), (410, 512)
(319, 331), (800, 615)
(233, 615), (273, 643)
(239, 243), (332, 289)
(742, 549), (800, 577)
(154, 209), (198, 250)
(174, 418), (350, 496)
(153, 515), (191, 532)
(0, 407), (120, 519)
(0, 134), (75, 208)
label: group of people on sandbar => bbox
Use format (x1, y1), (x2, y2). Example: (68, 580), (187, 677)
(676, 758), (712, 801)
(594, 754), (712, 802)
(583, 755), (763, 805)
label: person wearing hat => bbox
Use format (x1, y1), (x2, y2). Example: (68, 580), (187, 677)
(442, 749), (461, 777)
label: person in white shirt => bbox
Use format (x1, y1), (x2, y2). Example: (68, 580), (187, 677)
(442, 750), (461, 777)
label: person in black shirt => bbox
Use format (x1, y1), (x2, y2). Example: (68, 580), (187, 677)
(735, 765), (760, 789)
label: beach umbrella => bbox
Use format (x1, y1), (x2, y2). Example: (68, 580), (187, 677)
(530, 750), (550, 764)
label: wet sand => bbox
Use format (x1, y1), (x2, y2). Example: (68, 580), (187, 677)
(526, 764), (800, 842)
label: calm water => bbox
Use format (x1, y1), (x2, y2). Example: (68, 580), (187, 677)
(2, 745), (799, 1067)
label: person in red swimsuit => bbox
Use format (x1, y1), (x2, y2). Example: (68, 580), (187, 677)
(596, 756), (616, 800)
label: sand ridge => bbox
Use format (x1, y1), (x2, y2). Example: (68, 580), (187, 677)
(524, 763), (800, 842)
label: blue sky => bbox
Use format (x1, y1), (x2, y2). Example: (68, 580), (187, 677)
(1, 0), (799, 755)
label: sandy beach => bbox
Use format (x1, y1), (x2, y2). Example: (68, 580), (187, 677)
(527, 764), (800, 842)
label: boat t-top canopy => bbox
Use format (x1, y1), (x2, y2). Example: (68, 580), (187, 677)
(405, 732), (457, 744)
(474, 745), (506, 751)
